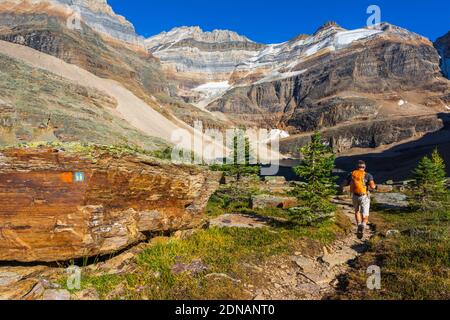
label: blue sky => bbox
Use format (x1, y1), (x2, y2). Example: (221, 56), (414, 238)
(108, 0), (449, 43)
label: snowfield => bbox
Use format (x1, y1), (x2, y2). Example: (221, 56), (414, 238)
(193, 81), (231, 98)
(335, 29), (383, 47)
(262, 129), (290, 143)
(235, 26), (383, 77)
(255, 69), (307, 84)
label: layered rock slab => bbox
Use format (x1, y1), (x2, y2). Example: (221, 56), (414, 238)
(0, 148), (221, 262)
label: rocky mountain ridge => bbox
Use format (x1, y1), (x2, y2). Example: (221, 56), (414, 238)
(0, 0), (144, 47)
(145, 26), (256, 49)
(144, 22), (450, 153)
(145, 26), (264, 89)
(0, 0), (448, 156)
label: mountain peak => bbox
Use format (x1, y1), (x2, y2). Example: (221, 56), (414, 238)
(146, 25), (255, 47)
(0, 0), (144, 46)
(315, 21), (344, 33)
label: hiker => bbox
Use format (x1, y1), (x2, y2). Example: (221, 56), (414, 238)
(342, 160), (377, 239)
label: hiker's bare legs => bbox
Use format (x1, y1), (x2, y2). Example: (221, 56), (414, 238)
(363, 216), (370, 226)
(355, 211), (363, 225)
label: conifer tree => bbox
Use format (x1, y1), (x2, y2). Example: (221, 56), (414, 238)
(211, 129), (259, 180)
(412, 149), (448, 211)
(290, 132), (337, 225)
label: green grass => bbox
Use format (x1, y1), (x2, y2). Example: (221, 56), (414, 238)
(341, 206), (450, 300)
(72, 219), (347, 300)
(0, 141), (173, 160)
(60, 179), (351, 300)
(70, 191), (448, 300)
(68, 200), (349, 300)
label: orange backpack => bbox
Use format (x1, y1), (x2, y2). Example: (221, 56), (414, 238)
(350, 170), (367, 195)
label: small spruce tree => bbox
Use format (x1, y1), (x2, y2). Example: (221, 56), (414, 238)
(412, 149), (448, 211)
(290, 132), (337, 225)
(211, 129), (260, 180)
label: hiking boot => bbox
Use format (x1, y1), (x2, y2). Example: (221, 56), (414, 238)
(357, 224), (364, 240)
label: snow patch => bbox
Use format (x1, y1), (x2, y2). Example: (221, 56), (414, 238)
(335, 29), (382, 47)
(303, 28), (381, 58)
(193, 81), (230, 95)
(398, 100), (406, 106)
(262, 129), (290, 143)
(304, 43), (334, 56)
(255, 69), (307, 84)
(192, 81), (231, 104)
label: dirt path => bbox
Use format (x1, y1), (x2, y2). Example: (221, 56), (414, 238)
(244, 196), (374, 300)
(0, 196), (373, 300)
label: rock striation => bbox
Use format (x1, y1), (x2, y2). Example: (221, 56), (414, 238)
(280, 114), (449, 155)
(435, 31), (450, 79)
(145, 26), (264, 86)
(0, 148), (221, 262)
(207, 23), (449, 126)
(0, 0), (144, 47)
(146, 23), (450, 152)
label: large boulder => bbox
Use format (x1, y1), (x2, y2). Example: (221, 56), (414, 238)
(0, 148), (221, 262)
(252, 194), (298, 210)
(372, 193), (409, 210)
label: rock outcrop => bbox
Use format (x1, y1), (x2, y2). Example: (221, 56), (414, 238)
(145, 22), (450, 153)
(435, 31), (450, 79)
(280, 114), (448, 155)
(0, 148), (221, 262)
(0, 0), (144, 47)
(145, 26), (265, 95)
(207, 23), (449, 128)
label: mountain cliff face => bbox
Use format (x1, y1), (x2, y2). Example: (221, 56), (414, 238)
(146, 22), (450, 153)
(0, 0), (448, 155)
(0, 0), (170, 100)
(210, 23), (448, 123)
(0, 0), (144, 46)
(59, 0), (143, 46)
(145, 26), (265, 89)
(435, 31), (450, 79)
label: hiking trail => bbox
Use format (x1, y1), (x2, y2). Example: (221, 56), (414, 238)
(243, 195), (375, 300)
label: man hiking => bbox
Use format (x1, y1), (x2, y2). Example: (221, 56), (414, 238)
(343, 160), (377, 239)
